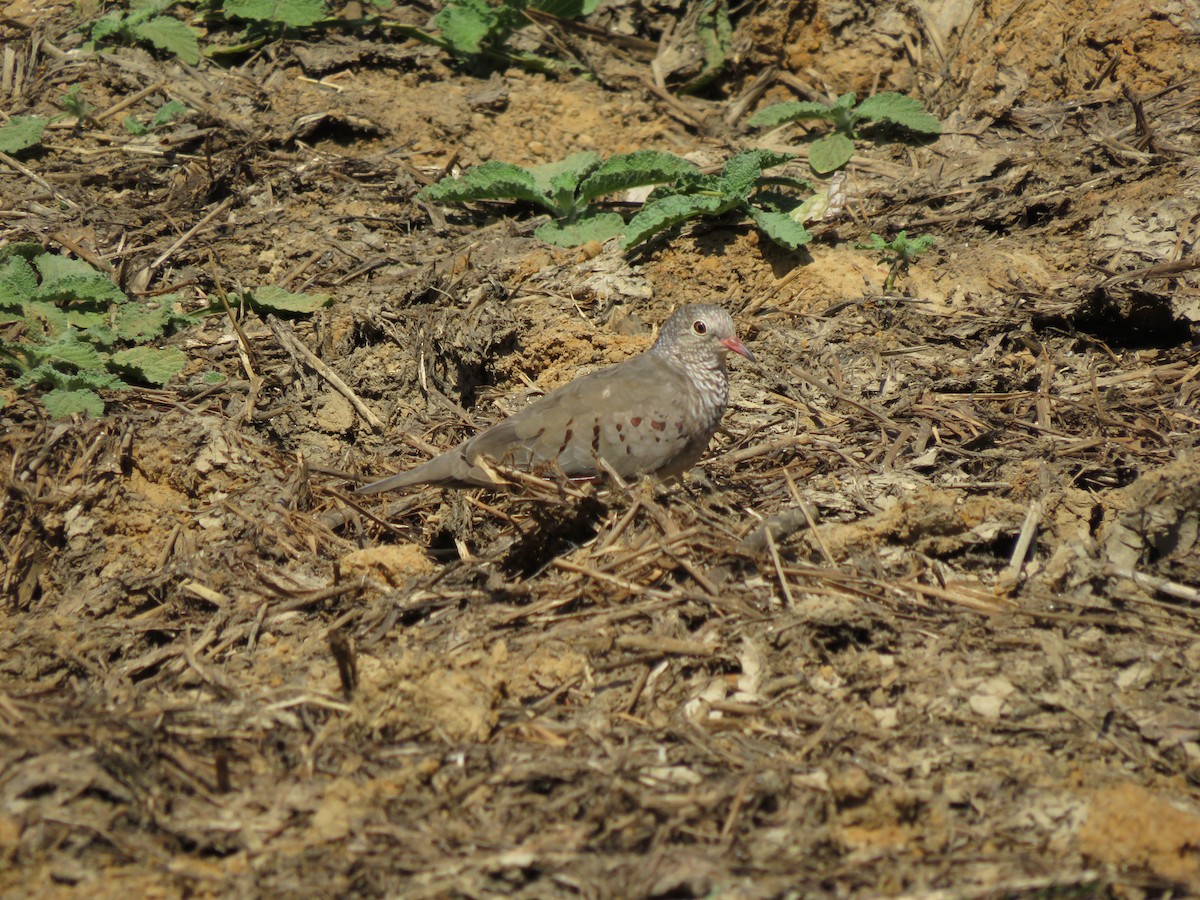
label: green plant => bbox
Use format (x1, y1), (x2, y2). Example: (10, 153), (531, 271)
(88, 0), (202, 65)
(59, 85), (96, 125)
(622, 149), (813, 252)
(421, 150), (699, 247)
(0, 86), (101, 155)
(124, 99), (189, 135)
(221, 0), (326, 27)
(0, 244), (193, 417)
(0, 116), (51, 154)
(387, 0), (598, 73)
(857, 230), (936, 292)
(749, 92), (941, 174)
(239, 284), (331, 315)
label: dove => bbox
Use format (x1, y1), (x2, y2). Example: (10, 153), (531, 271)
(355, 303), (755, 494)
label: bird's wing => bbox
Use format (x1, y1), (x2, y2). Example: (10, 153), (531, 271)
(463, 355), (701, 479)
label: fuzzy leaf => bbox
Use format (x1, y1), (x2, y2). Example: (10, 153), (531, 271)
(41, 388), (106, 419)
(721, 149), (794, 199)
(576, 151), (698, 205)
(0, 256), (38, 308)
(534, 211), (625, 247)
(748, 101), (838, 128)
(0, 243), (43, 265)
(0, 116), (49, 154)
(530, 152), (603, 213)
(854, 92), (941, 134)
(34, 258), (126, 305)
(244, 285), (332, 315)
(131, 15), (201, 64)
(149, 100), (189, 129)
(747, 207), (812, 251)
(110, 346), (187, 385)
(434, 0), (497, 54)
(808, 133), (855, 174)
(421, 161), (550, 209)
(15, 363), (126, 391)
(114, 301), (176, 342)
(621, 193), (725, 250)
(91, 11), (128, 40)
(224, 0), (327, 26)
(39, 332), (108, 373)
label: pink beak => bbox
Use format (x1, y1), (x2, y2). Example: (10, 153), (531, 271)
(720, 336), (756, 363)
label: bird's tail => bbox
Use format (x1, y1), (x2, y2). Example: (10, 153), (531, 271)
(354, 451), (463, 494)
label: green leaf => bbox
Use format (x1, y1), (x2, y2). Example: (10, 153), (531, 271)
(902, 233), (936, 255)
(39, 331), (108, 373)
(530, 152), (603, 214)
(534, 211), (625, 247)
(747, 207), (812, 251)
(42, 388), (106, 418)
(854, 92), (941, 134)
(244, 285), (332, 315)
(149, 99), (188, 129)
(224, 0), (328, 26)
(91, 10), (128, 40)
(721, 149), (793, 198)
(34, 254), (126, 306)
(748, 101), (838, 128)
(123, 117), (151, 136)
(15, 362), (126, 391)
(21, 300), (69, 338)
(0, 256), (38, 308)
(0, 116), (49, 154)
(575, 151), (698, 205)
(60, 85), (94, 121)
(434, 0), (498, 54)
(531, 0), (601, 16)
(131, 15), (201, 65)
(0, 243), (44, 265)
(114, 301), (175, 342)
(808, 133), (855, 174)
(832, 92), (857, 110)
(621, 193), (725, 250)
(131, 0), (178, 14)
(110, 346), (187, 385)
(420, 161), (550, 210)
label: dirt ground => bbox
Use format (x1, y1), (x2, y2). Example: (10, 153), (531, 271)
(2, 0), (1200, 896)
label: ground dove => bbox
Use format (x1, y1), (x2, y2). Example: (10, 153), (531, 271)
(356, 304), (755, 493)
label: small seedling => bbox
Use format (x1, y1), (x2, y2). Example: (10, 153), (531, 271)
(858, 230), (936, 292)
(0, 244), (192, 417)
(59, 85), (96, 125)
(124, 99), (189, 135)
(749, 92), (941, 174)
(622, 149), (813, 252)
(87, 0), (202, 65)
(421, 150), (699, 247)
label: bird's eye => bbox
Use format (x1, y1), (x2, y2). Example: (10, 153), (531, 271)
(692, 320), (707, 335)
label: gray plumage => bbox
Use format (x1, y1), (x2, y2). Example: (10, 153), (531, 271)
(356, 304), (755, 494)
